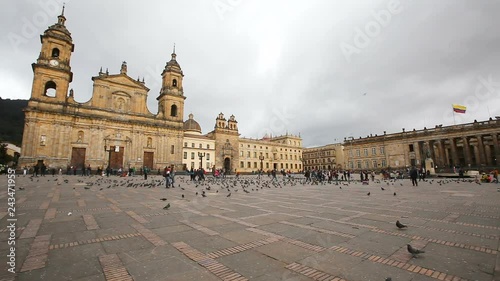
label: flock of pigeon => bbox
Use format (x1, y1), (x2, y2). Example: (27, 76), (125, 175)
(22, 173), (450, 280)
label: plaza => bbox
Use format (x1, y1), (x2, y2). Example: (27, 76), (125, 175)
(1, 174), (499, 281)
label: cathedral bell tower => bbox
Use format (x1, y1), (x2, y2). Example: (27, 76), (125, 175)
(157, 45), (186, 122)
(30, 5), (74, 103)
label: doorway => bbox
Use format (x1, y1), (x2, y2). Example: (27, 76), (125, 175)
(143, 151), (154, 169)
(109, 146), (124, 169)
(224, 157), (231, 174)
(70, 147), (86, 169)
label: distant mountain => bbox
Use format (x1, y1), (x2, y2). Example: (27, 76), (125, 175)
(0, 98), (27, 146)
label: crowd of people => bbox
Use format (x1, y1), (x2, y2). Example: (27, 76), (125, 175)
(13, 163), (500, 186)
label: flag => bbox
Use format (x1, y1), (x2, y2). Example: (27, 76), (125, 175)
(452, 104), (466, 114)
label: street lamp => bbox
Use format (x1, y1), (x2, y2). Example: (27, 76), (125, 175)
(347, 136), (354, 170)
(402, 128), (407, 168)
(259, 155), (264, 173)
(104, 139), (114, 169)
(198, 152), (205, 169)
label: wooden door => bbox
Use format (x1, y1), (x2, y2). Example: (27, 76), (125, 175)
(70, 148), (86, 169)
(109, 146), (124, 169)
(143, 152), (154, 169)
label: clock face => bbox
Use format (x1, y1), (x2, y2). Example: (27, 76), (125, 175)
(49, 59), (59, 67)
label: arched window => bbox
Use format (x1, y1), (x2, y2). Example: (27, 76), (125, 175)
(44, 81), (57, 97)
(172, 79), (177, 87)
(170, 104), (177, 117)
(51, 48), (60, 57)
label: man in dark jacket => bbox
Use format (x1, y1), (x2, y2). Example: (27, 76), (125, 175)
(410, 167), (418, 186)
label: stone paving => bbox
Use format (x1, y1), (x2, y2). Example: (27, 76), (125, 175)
(0, 174), (499, 281)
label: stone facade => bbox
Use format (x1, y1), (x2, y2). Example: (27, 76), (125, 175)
(19, 12), (186, 172)
(182, 114), (216, 171)
(304, 120), (500, 173)
(19, 12), (304, 174)
(205, 113), (304, 174)
(303, 143), (343, 171)
(345, 120), (500, 172)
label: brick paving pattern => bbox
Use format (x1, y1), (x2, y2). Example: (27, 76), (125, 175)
(0, 175), (498, 280)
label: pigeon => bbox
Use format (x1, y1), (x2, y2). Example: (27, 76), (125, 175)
(393, 192), (396, 196)
(407, 244), (425, 257)
(160, 198), (167, 201)
(396, 220), (407, 229)
(227, 193), (231, 197)
(367, 192), (370, 196)
(385, 278), (392, 281)
(181, 194), (184, 198)
(381, 187), (385, 191)
(67, 212), (72, 216)
(163, 203), (170, 210)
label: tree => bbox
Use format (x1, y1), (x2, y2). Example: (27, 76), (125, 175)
(0, 143), (14, 165)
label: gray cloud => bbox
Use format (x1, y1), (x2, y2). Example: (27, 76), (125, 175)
(1, 0), (499, 147)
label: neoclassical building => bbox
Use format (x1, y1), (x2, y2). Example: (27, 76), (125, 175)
(182, 114), (215, 171)
(183, 113), (304, 174)
(345, 119), (500, 172)
(303, 143), (344, 171)
(303, 120), (500, 173)
(19, 11), (186, 171)
(19, 11), (304, 173)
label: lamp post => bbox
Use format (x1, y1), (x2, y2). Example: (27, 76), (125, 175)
(198, 152), (205, 169)
(402, 128), (407, 169)
(104, 140), (113, 169)
(259, 155), (264, 172)
(347, 136), (354, 170)
(383, 131), (388, 169)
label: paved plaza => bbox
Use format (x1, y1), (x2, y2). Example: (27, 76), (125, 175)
(1, 174), (499, 281)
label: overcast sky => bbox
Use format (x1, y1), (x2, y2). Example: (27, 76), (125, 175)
(2, 0), (500, 147)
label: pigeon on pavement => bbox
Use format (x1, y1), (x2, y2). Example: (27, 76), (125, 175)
(396, 220), (407, 229)
(407, 244), (425, 257)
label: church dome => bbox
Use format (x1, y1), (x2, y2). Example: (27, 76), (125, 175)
(183, 114), (202, 134)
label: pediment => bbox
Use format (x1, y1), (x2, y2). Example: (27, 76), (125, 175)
(92, 74), (150, 91)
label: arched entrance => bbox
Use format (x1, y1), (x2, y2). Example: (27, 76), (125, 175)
(224, 157), (231, 174)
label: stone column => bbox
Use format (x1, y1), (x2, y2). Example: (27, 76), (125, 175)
(427, 140), (436, 160)
(449, 138), (459, 167)
(484, 145), (492, 165)
(472, 143), (480, 167)
(413, 141), (421, 166)
(462, 137), (472, 167)
(477, 135), (486, 166)
(492, 133), (500, 165)
(436, 139), (446, 167)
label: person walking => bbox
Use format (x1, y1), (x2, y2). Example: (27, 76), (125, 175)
(163, 166), (171, 188)
(410, 166), (418, 186)
(170, 166), (176, 186)
(143, 166), (148, 180)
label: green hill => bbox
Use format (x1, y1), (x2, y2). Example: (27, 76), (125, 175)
(0, 98), (27, 146)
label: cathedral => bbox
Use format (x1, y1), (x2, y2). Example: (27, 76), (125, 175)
(19, 11), (304, 174)
(19, 11), (186, 172)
